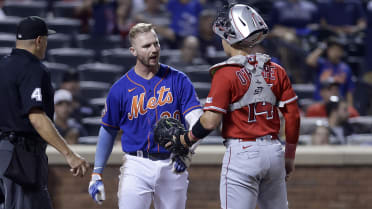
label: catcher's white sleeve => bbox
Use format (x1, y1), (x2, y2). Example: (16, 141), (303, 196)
(185, 109), (203, 130)
(185, 109), (203, 152)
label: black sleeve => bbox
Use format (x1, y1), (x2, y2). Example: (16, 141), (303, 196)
(18, 66), (46, 115)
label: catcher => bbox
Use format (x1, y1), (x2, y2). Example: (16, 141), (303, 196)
(154, 3), (300, 209)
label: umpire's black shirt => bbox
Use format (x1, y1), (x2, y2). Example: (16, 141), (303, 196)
(0, 48), (54, 138)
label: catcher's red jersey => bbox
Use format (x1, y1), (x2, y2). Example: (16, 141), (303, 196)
(204, 60), (297, 139)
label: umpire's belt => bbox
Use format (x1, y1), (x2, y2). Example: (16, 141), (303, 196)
(0, 131), (46, 151)
(128, 151), (170, 161)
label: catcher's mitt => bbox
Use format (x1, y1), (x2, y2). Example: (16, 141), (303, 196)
(153, 117), (189, 156)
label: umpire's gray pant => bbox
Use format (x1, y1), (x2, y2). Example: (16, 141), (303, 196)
(0, 139), (53, 209)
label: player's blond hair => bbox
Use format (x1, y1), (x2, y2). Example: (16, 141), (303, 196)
(129, 23), (155, 45)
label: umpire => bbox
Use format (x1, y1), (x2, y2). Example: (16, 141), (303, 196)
(0, 16), (89, 209)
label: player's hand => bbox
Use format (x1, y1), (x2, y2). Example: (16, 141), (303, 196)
(170, 153), (192, 174)
(285, 158), (295, 181)
(65, 151), (90, 177)
(88, 173), (106, 204)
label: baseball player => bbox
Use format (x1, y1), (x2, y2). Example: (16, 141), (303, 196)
(156, 4), (301, 209)
(88, 23), (202, 209)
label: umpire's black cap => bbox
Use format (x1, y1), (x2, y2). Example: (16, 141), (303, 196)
(16, 16), (56, 40)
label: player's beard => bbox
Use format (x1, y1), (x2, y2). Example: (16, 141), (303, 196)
(138, 54), (159, 68)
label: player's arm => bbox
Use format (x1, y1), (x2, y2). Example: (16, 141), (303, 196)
(89, 126), (118, 204)
(181, 110), (223, 147)
(93, 126), (118, 174)
(305, 43), (325, 68)
(279, 100), (301, 181)
(28, 108), (89, 177)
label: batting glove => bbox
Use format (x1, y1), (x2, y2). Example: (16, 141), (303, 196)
(88, 173), (106, 204)
(171, 153), (192, 174)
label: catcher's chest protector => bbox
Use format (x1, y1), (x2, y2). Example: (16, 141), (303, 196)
(209, 53), (277, 111)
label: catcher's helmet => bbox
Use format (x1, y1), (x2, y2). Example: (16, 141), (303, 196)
(213, 3), (268, 47)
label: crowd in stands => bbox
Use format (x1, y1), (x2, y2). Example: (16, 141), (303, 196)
(1, 0), (372, 145)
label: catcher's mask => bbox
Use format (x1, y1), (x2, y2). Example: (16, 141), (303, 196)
(213, 3), (268, 47)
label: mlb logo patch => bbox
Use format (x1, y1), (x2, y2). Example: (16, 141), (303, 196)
(206, 97), (213, 103)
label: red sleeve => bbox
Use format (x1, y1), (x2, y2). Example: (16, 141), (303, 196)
(305, 103), (327, 117)
(203, 68), (232, 114)
(280, 101), (300, 159)
(276, 64), (298, 106)
(349, 106), (360, 118)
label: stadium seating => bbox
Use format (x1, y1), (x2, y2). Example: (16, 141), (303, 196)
(160, 49), (181, 63)
(53, 1), (83, 18)
(47, 33), (71, 51)
(292, 83), (315, 100)
(89, 97), (106, 114)
(184, 65), (211, 83)
(79, 81), (111, 100)
(81, 116), (101, 137)
(0, 17), (21, 34)
(77, 62), (124, 84)
(192, 82), (211, 99)
(101, 48), (136, 68)
(0, 33), (15, 48)
(3, 1), (47, 18)
(46, 18), (81, 35)
(48, 48), (95, 68)
(76, 34), (125, 60)
(205, 50), (227, 64)
(42, 61), (71, 87)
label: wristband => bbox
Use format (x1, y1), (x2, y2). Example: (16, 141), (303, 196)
(183, 131), (194, 147)
(191, 119), (213, 139)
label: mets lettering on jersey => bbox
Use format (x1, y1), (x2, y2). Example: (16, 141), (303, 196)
(128, 86), (174, 120)
(101, 64), (201, 153)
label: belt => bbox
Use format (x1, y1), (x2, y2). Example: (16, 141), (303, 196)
(0, 131), (43, 142)
(0, 131), (46, 152)
(128, 151), (170, 161)
(236, 134), (279, 142)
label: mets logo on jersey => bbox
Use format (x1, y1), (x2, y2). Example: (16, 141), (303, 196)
(128, 86), (173, 120)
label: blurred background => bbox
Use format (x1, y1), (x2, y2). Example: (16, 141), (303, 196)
(1, 0), (372, 208)
(1, 0), (371, 146)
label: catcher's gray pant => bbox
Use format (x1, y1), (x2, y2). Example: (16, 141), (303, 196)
(118, 154), (188, 209)
(0, 139), (53, 209)
(220, 137), (288, 209)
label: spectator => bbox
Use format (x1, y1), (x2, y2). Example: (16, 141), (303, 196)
(0, 0), (5, 20)
(167, 35), (207, 69)
(269, 0), (319, 83)
(117, 0), (136, 39)
(198, 9), (223, 62)
(90, 0), (118, 36)
(306, 36), (355, 106)
(54, 89), (88, 144)
(319, 0), (366, 36)
(134, 0), (175, 47)
(306, 79), (359, 117)
(270, 0), (319, 40)
(325, 96), (354, 144)
(59, 71), (98, 121)
(167, 0), (203, 48)
(365, 1), (372, 76)
(311, 123), (330, 145)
